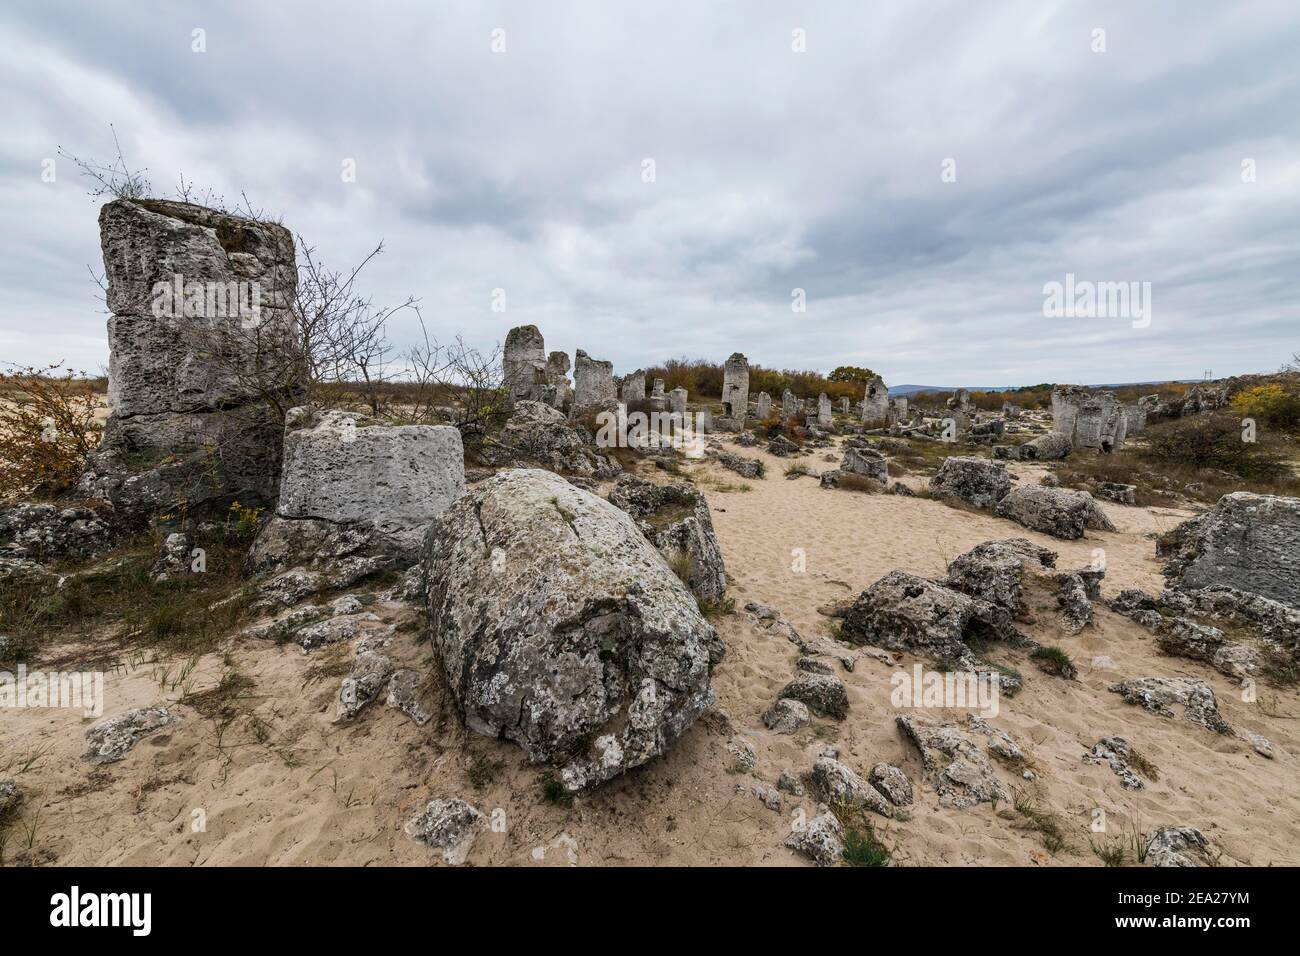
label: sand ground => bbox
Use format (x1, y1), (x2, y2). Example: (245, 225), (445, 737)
(3, 437), (1297, 867)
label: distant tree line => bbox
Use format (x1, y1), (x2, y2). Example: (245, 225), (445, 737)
(642, 360), (877, 403)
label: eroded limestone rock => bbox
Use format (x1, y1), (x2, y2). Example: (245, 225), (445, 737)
(1159, 492), (1300, 608)
(842, 570), (1017, 670)
(83, 706), (180, 764)
(405, 797), (485, 865)
(896, 714), (1010, 809)
(1082, 736), (1144, 790)
(1145, 825), (1216, 867)
(1109, 677), (1232, 735)
(83, 199), (299, 520)
(784, 811), (844, 866)
(607, 475), (727, 604)
(778, 672), (849, 720)
(928, 457), (1011, 510)
(478, 400), (620, 479)
(996, 485), (1115, 539)
(807, 757), (892, 817)
(423, 469), (723, 790)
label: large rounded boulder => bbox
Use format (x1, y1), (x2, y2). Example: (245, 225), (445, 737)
(423, 468), (724, 791)
(996, 485), (1115, 539)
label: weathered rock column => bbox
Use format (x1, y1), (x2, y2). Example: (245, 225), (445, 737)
(649, 378), (668, 412)
(887, 396), (909, 425)
(572, 349), (617, 413)
(817, 393), (833, 427)
(721, 352), (750, 424)
(1052, 386), (1126, 452)
(620, 369), (646, 406)
(669, 387), (688, 415)
(862, 376), (889, 424)
(81, 199), (299, 519)
(755, 392), (772, 420)
(503, 325), (548, 405)
(546, 351), (572, 410)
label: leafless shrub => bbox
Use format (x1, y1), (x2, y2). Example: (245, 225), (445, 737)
(0, 364), (103, 500)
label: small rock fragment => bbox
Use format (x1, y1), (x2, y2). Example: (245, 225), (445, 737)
(784, 811), (845, 867)
(404, 797), (486, 865)
(82, 706), (180, 765)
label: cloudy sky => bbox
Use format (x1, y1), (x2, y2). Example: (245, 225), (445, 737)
(2, 0), (1297, 388)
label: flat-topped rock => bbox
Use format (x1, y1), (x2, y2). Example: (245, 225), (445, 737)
(1160, 492), (1300, 608)
(277, 409), (465, 535)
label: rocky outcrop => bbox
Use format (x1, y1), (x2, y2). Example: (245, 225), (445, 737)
(784, 811), (844, 866)
(241, 592), (391, 650)
(762, 698), (810, 733)
(842, 570), (1017, 670)
(944, 538), (1057, 616)
(423, 469), (724, 791)
(944, 538), (1099, 634)
(1110, 587), (1280, 678)
(928, 457), (1011, 510)
(336, 640), (397, 722)
(778, 672), (849, 720)
(1162, 586), (1300, 660)
(996, 485), (1115, 539)
(478, 400), (620, 479)
(1159, 493), (1300, 608)
(80, 199), (299, 521)
(546, 351), (573, 409)
(404, 797), (486, 865)
(1109, 588), (1168, 631)
(82, 706), (181, 764)
(1051, 386), (1127, 452)
(1015, 432), (1073, 461)
(807, 757), (892, 817)
(1109, 677), (1232, 735)
(711, 450), (763, 479)
(1157, 618), (1261, 679)
(0, 502), (118, 564)
(386, 669), (435, 725)
(1095, 482), (1137, 506)
(896, 715), (1010, 809)
(150, 531), (194, 581)
(841, 446), (888, 482)
(868, 763), (913, 806)
(1146, 826), (1216, 867)
(268, 407), (465, 560)
(572, 349), (617, 413)
(862, 376), (889, 424)
(502, 325), (549, 404)
(607, 474), (727, 604)
(1082, 736), (1144, 790)
(720, 353), (750, 424)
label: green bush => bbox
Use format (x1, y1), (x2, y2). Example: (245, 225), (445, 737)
(1140, 413), (1289, 480)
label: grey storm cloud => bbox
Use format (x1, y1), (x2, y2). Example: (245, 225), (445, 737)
(2, 0), (1298, 387)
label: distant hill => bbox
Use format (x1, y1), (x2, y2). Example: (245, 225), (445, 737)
(889, 384), (1010, 396)
(889, 380), (1199, 397)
